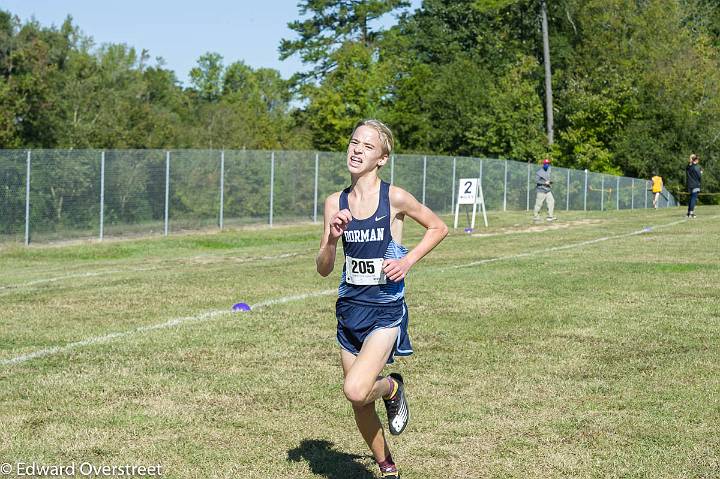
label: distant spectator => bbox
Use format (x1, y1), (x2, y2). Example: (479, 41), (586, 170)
(651, 173), (663, 209)
(686, 154), (702, 218)
(533, 158), (556, 222)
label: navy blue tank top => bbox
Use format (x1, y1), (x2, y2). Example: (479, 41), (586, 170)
(338, 181), (407, 305)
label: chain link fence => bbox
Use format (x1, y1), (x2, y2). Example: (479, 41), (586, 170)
(0, 150), (678, 245)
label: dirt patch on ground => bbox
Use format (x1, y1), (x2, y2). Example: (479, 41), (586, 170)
(470, 218), (603, 237)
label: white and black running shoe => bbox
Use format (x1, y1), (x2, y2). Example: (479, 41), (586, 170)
(380, 471), (399, 479)
(383, 373), (409, 436)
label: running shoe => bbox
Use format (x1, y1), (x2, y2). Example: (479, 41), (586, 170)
(383, 373), (409, 435)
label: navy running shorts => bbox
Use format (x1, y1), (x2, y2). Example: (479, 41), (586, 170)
(336, 298), (414, 364)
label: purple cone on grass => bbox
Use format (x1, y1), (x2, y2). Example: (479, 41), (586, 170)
(232, 303), (251, 312)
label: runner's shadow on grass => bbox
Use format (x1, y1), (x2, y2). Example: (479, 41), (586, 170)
(288, 439), (374, 479)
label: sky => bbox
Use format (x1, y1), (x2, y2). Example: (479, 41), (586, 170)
(2, 0), (422, 85)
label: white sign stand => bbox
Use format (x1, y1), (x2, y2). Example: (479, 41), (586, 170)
(454, 178), (488, 230)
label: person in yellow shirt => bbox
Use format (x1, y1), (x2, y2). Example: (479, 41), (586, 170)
(651, 174), (663, 208)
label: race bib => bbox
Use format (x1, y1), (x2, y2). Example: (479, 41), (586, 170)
(345, 256), (386, 285)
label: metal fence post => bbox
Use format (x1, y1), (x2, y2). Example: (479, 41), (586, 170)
(24, 150), (31, 246)
(600, 175), (604, 211)
(616, 177), (620, 210)
(451, 157), (456, 211)
(644, 181), (648, 208)
(390, 155), (394, 185)
(479, 159), (483, 198)
(219, 150), (225, 230)
(100, 151), (105, 240)
(631, 179), (634, 209)
(503, 160), (508, 211)
(583, 169), (588, 211)
(566, 169), (570, 211)
(422, 155), (427, 205)
(313, 152), (319, 223)
(526, 163), (531, 211)
(269, 151), (275, 227)
(164, 151), (170, 236)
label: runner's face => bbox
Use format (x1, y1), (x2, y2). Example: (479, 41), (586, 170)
(347, 125), (388, 174)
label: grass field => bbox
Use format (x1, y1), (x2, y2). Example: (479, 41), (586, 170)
(1, 207), (719, 478)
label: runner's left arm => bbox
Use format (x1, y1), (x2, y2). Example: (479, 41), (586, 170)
(383, 187), (448, 282)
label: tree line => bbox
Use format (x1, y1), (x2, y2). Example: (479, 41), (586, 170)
(1, 1), (718, 199)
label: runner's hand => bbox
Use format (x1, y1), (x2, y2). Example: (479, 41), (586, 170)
(329, 209), (352, 239)
(383, 257), (412, 282)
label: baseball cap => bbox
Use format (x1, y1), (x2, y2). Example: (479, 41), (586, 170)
(543, 158), (551, 165)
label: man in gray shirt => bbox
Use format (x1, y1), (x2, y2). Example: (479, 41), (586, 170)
(533, 158), (556, 222)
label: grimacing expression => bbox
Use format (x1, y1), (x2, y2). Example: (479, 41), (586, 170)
(347, 125), (388, 173)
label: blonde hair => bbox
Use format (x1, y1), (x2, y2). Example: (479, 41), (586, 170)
(352, 119), (394, 156)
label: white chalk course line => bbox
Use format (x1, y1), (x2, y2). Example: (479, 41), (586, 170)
(1, 289), (336, 366)
(445, 217), (691, 270)
(2, 215), (703, 367)
(0, 250), (312, 294)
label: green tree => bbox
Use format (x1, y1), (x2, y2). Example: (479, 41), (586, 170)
(280, 0), (410, 84)
(302, 42), (390, 151)
(552, 0), (720, 194)
(467, 54), (547, 161)
(382, 0), (548, 157)
(0, 12), (77, 147)
(188, 60), (304, 150)
(189, 52), (224, 102)
(281, 0), (411, 149)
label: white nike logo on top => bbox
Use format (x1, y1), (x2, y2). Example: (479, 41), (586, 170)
(375, 215), (387, 221)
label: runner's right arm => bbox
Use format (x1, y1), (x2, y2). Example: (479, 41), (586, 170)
(317, 193), (351, 276)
